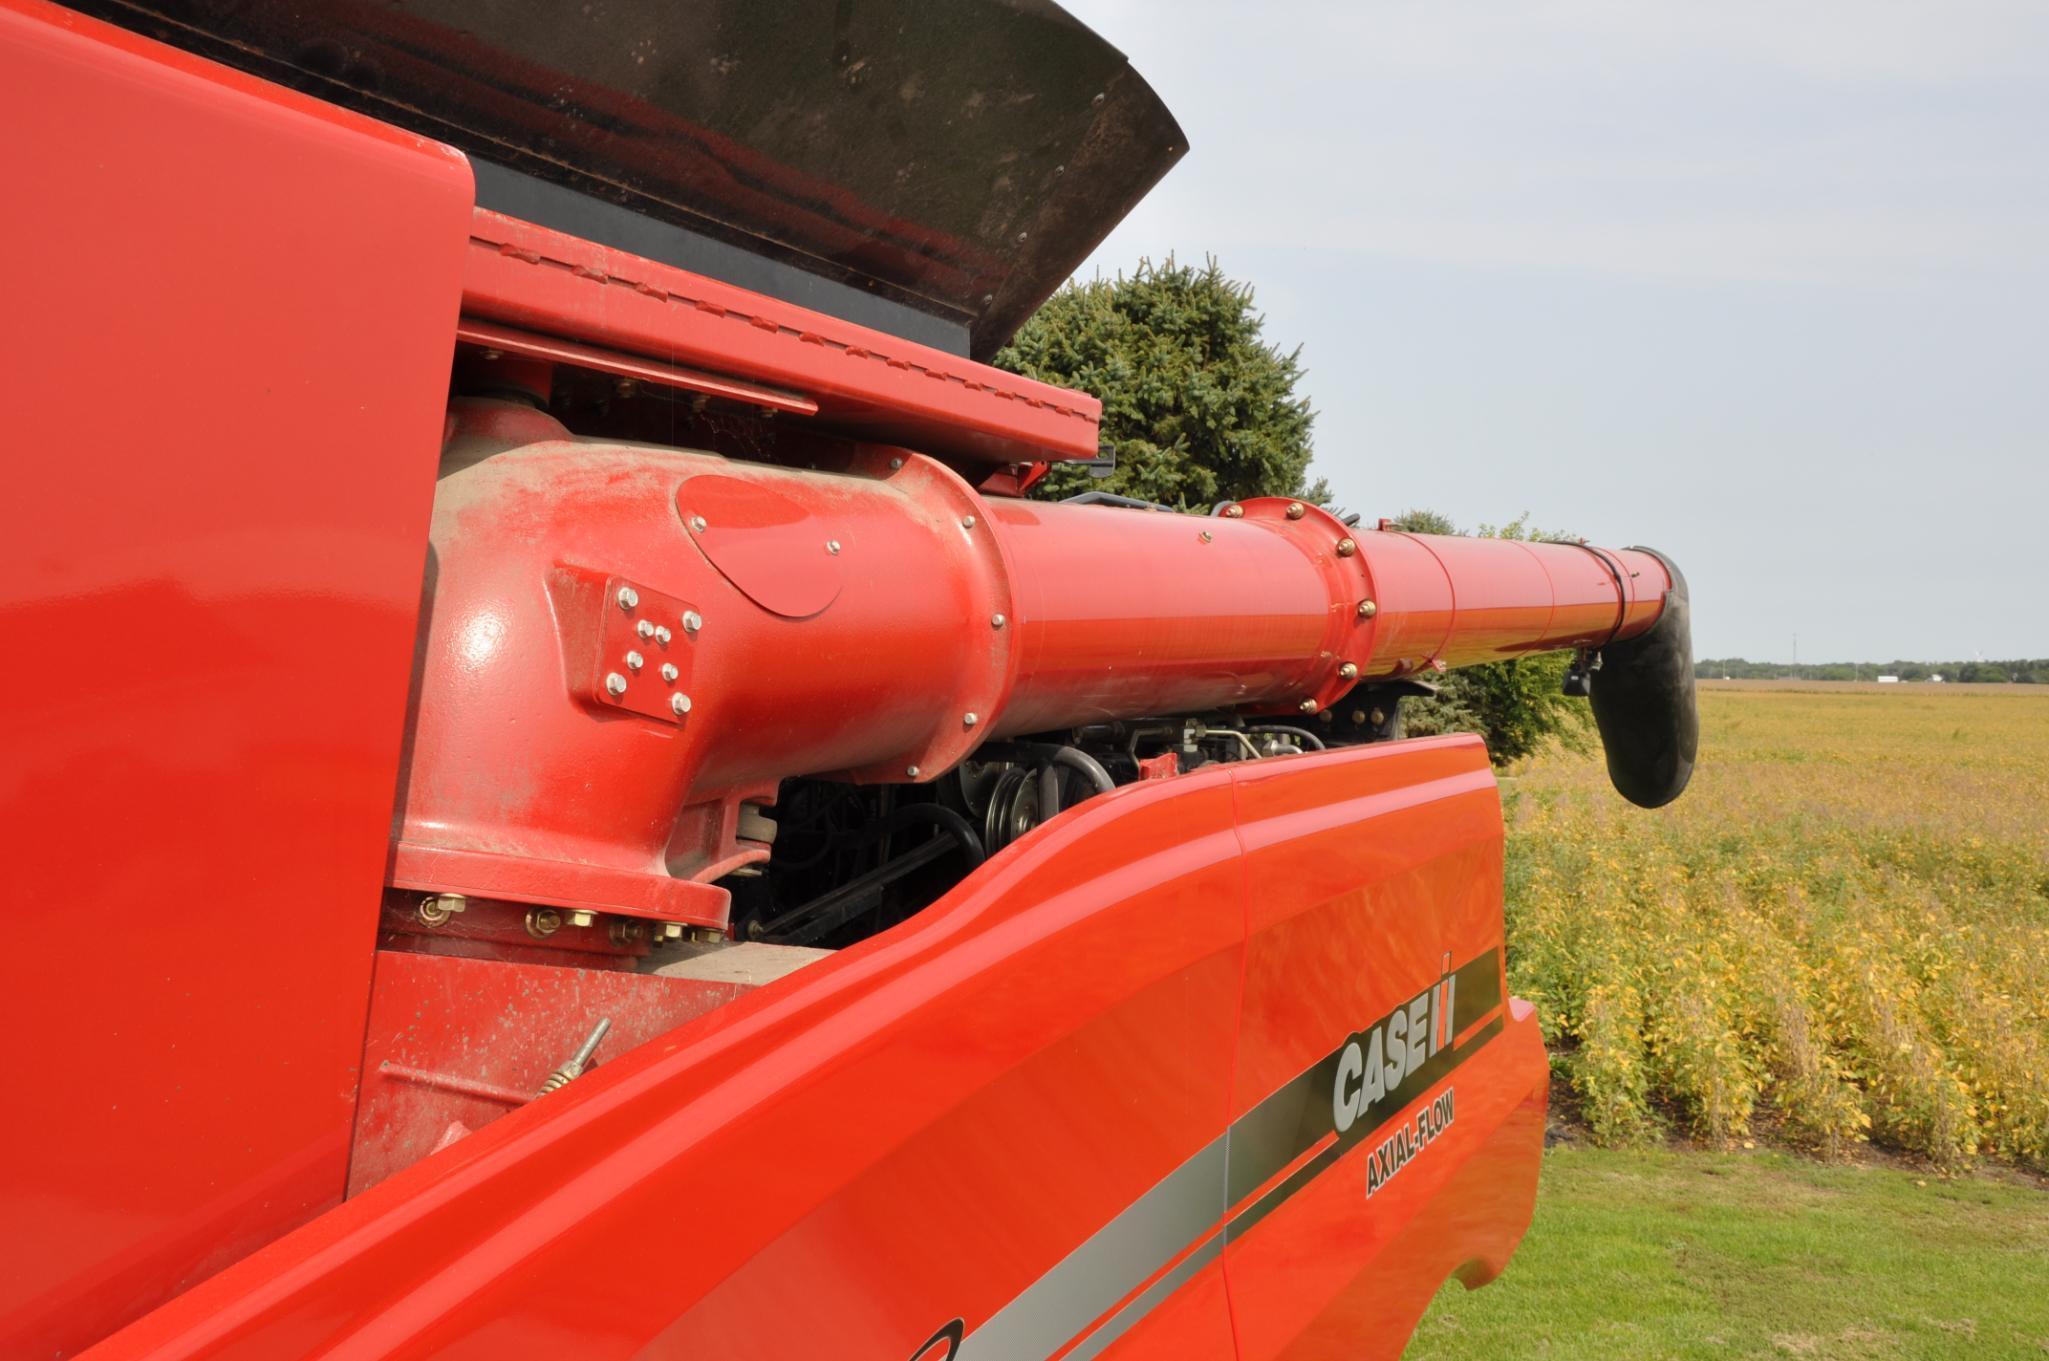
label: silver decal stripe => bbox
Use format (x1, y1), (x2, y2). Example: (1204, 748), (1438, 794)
(953, 1137), (1227, 1361)
(949, 948), (1505, 1361)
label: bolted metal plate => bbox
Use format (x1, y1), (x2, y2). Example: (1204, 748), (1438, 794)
(679, 474), (843, 619)
(587, 574), (698, 722)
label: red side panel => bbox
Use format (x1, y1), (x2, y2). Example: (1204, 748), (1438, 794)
(80, 772), (1249, 1361)
(0, 4), (472, 1354)
(1222, 738), (1548, 1360)
(76, 742), (1543, 1361)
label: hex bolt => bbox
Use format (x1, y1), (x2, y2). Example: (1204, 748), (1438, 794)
(1357, 599), (1378, 618)
(525, 907), (563, 939)
(661, 662), (679, 683)
(616, 585), (640, 611)
(654, 625), (672, 645)
(1370, 708), (1387, 726)
(671, 693), (692, 717)
(1223, 504), (1245, 518)
(1336, 538), (1358, 558)
(689, 515), (708, 533)
(682, 610), (703, 635)
(1199, 530), (1214, 543)
(961, 515), (977, 530)
(991, 613), (1007, 629)
(1299, 699), (1320, 715)
(825, 540), (841, 555)
(637, 619), (656, 640)
(889, 456), (905, 470)
(614, 377), (637, 398)
(604, 672), (628, 697)
(1286, 502), (1306, 519)
(1352, 709), (1369, 725)
(625, 651), (644, 672)
(905, 765), (921, 778)
(1319, 709), (1335, 724)
(963, 712), (979, 728)
(609, 919), (647, 946)
(1338, 662), (1359, 680)
(416, 893), (467, 927)
(567, 909), (596, 928)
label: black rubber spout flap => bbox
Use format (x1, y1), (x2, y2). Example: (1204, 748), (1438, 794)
(1588, 548), (1698, 808)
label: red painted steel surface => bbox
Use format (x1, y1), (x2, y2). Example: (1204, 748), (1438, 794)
(348, 952), (750, 1196)
(393, 414), (1668, 924)
(460, 209), (1103, 469)
(1224, 742), (1548, 1358)
(81, 740), (1545, 1360)
(0, 3), (474, 1354)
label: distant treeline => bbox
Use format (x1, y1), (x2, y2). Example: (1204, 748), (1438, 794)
(1698, 658), (2049, 683)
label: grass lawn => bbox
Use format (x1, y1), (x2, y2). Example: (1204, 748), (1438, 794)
(1405, 1144), (2049, 1360)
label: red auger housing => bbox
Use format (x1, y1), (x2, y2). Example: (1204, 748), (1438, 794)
(1, 3), (1696, 1358)
(400, 393), (1686, 936)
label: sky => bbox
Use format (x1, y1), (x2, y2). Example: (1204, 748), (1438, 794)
(1064, 0), (2049, 663)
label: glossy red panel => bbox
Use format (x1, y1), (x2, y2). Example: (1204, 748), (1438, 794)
(1220, 738), (1548, 1359)
(1235, 1060), (1546, 1361)
(0, 4), (472, 1353)
(81, 771), (1250, 1361)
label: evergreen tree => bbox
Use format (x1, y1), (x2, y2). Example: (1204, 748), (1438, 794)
(993, 257), (1325, 506)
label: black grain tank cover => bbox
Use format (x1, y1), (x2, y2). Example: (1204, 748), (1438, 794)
(79, 0), (1186, 359)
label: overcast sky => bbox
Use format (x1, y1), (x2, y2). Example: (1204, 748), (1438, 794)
(1065, 0), (2048, 662)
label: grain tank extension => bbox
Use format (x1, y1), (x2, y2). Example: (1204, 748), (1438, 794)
(0, 3), (1694, 1358)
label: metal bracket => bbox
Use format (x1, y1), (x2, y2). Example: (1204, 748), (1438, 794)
(583, 573), (699, 723)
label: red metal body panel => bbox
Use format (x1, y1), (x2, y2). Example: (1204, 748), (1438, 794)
(0, 3), (475, 1353)
(460, 210), (1104, 469)
(80, 739), (1544, 1361)
(347, 953), (752, 1196)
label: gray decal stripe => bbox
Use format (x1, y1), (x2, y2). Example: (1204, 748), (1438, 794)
(954, 1136), (1226, 1361)
(1225, 1014), (1504, 1244)
(1062, 1231), (1224, 1361)
(1224, 1058), (1342, 1206)
(1451, 951), (1504, 1034)
(955, 948), (1506, 1360)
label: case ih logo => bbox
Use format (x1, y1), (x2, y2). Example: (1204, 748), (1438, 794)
(1331, 957), (1460, 1134)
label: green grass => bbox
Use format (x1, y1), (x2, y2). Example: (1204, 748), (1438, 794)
(1406, 1145), (2049, 1360)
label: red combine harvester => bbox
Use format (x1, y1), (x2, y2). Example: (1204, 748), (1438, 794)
(0, 3), (1697, 1357)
